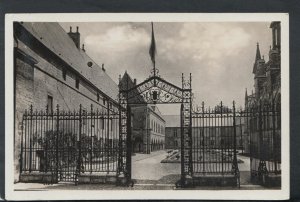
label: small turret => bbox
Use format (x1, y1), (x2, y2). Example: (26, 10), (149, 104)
(255, 42), (261, 61)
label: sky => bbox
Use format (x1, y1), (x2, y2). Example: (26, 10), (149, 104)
(60, 22), (272, 115)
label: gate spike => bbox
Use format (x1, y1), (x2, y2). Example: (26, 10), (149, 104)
(30, 105), (33, 114)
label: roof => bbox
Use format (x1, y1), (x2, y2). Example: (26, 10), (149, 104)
(20, 22), (119, 101)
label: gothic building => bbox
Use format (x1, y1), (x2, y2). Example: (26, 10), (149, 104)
(244, 22), (281, 185)
(245, 21), (281, 108)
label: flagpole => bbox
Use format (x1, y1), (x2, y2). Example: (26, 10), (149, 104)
(149, 22), (157, 78)
(151, 22), (156, 77)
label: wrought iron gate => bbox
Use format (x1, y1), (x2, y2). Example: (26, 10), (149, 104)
(20, 103), (120, 183)
(118, 69), (193, 187)
(191, 101), (240, 186)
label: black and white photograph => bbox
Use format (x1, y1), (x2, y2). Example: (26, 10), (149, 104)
(5, 13), (289, 200)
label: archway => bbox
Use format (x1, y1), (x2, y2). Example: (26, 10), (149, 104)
(117, 67), (192, 187)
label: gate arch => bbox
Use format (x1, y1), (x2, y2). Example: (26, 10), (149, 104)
(117, 68), (193, 187)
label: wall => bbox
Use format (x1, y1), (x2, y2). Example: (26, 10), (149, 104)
(14, 54), (35, 182)
(165, 127), (181, 149)
(131, 104), (166, 153)
(148, 107), (165, 151)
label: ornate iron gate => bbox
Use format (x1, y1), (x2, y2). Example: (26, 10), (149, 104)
(191, 101), (240, 186)
(20, 103), (120, 184)
(118, 69), (193, 187)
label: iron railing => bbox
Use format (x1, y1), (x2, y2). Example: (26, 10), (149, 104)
(191, 100), (281, 185)
(191, 101), (240, 185)
(246, 100), (281, 181)
(20, 104), (120, 183)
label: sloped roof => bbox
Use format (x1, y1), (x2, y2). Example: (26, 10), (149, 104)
(20, 22), (118, 101)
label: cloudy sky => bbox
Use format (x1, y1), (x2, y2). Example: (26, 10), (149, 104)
(60, 22), (272, 114)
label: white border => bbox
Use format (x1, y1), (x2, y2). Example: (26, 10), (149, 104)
(5, 13), (289, 200)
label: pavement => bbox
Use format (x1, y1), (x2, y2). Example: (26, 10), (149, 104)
(132, 150), (180, 184)
(14, 150), (269, 190)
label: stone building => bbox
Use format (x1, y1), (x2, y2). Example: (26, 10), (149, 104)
(164, 115), (181, 149)
(244, 21), (281, 154)
(244, 22), (281, 185)
(119, 72), (166, 154)
(131, 104), (166, 153)
(13, 22), (120, 182)
(164, 115), (244, 150)
(245, 21), (281, 109)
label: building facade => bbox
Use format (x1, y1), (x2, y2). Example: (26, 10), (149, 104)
(164, 115), (244, 150)
(13, 22), (120, 182)
(164, 115), (181, 149)
(244, 22), (281, 184)
(131, 105), (166, 153)
(244, 21), (281, 154)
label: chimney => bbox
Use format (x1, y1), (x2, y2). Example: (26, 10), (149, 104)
(68, 26), (80, 49)
(134, 79), (137, 85)
(82, 44), (85, 52)
(102, 64), (106, 72)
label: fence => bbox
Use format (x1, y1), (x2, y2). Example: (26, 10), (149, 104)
(246, 100), (281, 181)
(20, 104), (120, 183)
(191, 100), (281, 185)
(191, 101), (240, 182)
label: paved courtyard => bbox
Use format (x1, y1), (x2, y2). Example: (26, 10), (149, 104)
(132, 150), (181, 184)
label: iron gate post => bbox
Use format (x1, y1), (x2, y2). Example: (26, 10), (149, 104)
(29, 105), (33, 173)
(107, 103), (110, 174)
(55, 105), (59, 181)
(272, 99), (278, 174)
(177, 73), (193, 188)
(258, 100), (268, 184)
(189, 73), (193, 177)
(180, 103), (185, 186)
(126, 105), (132, 184)
(76, 104), (82, 185)
(20, 114), (24, 175)
(232, 101), (240, 187)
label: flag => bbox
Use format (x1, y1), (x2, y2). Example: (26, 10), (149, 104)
(149, 22), (156, 67)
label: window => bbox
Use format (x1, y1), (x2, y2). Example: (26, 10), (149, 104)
(47, 95), (53, 113)
(103, 98), (106, 106)
(97, 93), (100, 102)
(76, 77), (80, 89)
(62, 68), (66, 80)
(174, 129), (177, 137)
